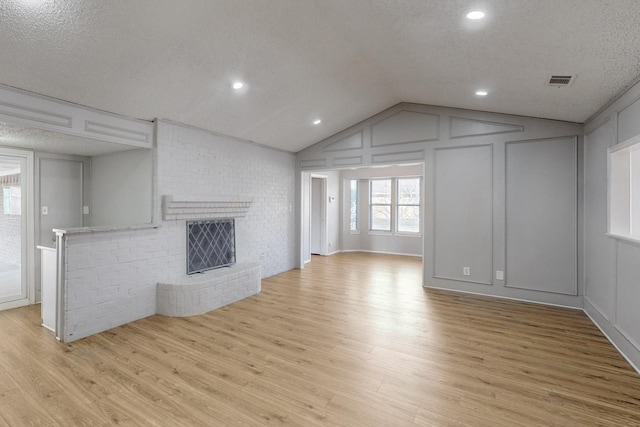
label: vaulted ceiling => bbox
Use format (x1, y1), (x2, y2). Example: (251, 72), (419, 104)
(1, 0), (640, 153)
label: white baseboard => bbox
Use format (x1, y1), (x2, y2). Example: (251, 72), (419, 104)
(340, 249), (422, 257)
(424, 285), (583, 311)
(583, 298), (640, 376)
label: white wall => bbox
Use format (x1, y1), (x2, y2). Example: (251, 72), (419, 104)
(90, 149), (153, 226)
(60, 120), (297, 341)
(326, 170), (340, 254)
(340, 165), (423, 256)
(36, 155), (89, 248)
(584, 79), (640, 371)
(34, 153), (90, 302)
(301, 172), (311, 263)
(298, 103), (584, 307)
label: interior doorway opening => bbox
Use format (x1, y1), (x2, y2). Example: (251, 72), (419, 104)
(310, 176), (327, 256)
(299, 163), (425, 274)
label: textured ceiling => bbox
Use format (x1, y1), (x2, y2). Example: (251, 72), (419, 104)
(0, 123), (141, 157)
(1, 0), (640, 153)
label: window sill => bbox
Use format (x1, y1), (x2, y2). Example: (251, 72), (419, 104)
(368, 230), (392, 236)
(606, 233), (640, 246)
(395, 232), (422, 238)
(367, 230), (421, 238)
(349, 230), (360, 235)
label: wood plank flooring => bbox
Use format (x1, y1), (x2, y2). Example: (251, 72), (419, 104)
(1, 252), (639, 426)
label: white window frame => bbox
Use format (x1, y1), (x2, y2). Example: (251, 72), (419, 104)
(396, 177), (421, 235)
(608, 134), (640, 243)
(366, 177), (422, 237)
(369, 179), (392, 232)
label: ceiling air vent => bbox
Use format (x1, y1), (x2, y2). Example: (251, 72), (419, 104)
(548, 75), (576, 87)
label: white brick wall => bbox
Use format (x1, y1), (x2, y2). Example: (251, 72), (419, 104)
(62, 228), (161, 341)
(156, 121), (297, 279)
(61, 120), (297, 342)
(157, 262), (261, 317)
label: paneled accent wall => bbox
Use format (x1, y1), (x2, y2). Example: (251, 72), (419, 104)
(505, 137), (578, 295)
(370, 111), (439, 146)
(434, 145), (492, 284)
(584, 78), (640, 371)
(298, 102), (584, 308)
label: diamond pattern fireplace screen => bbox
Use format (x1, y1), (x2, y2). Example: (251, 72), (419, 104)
(187, 219), (236, 274)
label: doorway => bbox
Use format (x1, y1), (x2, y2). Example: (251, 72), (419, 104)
(310, 177), (326, 255)
(302, 173), (328, 263)
(0, 148), (33, 311)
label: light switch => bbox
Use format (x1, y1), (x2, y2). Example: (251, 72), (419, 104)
(496, 270), (504, 281)
(41, 206), (48, 215)
(83, 205), (90, 215)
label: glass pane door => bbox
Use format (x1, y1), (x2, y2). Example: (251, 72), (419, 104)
(0, 155), (26, 304)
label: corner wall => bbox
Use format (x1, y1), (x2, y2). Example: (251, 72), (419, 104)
(584, 79), (640, 371)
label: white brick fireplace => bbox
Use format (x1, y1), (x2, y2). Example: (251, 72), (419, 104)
(50, 119), (296, 342)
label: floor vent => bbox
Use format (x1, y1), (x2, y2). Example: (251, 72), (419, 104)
(548, 75), (576, 87)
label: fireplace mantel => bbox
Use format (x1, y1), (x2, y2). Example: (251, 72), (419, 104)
(162, 195), (252, 221)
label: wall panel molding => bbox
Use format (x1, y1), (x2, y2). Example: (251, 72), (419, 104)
(433, 144), (493, 285)
(371, 110), (439, 146)
(84, 121), (150, 145)
(372, 150), (424, 164)
(505, 136), (578, 295)
(322, 131), (363, 152)
(0, 84), (153, 149)
(300, 158), (327, 169)
(450, 117), (523, 139)
(0, 100), (72, 128)
(332, 156), (363, 167)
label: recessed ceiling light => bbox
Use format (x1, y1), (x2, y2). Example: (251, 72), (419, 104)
(232, 81), (244, 90)
(313, 119), (322, 125)
(475, 90), (488, 96)
(466, 11), (485, 20)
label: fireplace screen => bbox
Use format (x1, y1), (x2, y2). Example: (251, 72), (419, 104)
(187, 219), (236, 274)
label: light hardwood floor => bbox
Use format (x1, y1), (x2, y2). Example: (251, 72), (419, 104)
(1, 252), (639, 426)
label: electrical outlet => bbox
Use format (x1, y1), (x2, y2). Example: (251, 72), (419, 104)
(463, 267), (470, 276)
(260, 253), (265, 260)
(496, 270), (504, 280)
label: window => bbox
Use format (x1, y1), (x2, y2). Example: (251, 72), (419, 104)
(2, 186), (21, 216)
(397, 178), (420, 233)
(349, 180), (358, 231)
(608, 134), (640, 241)
(367, 177), (421, 235)
(370, 179), (391, 231)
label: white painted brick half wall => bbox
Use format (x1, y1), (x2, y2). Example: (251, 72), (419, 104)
(61, 121), (297, 342)
(63, 228), (161, 341)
